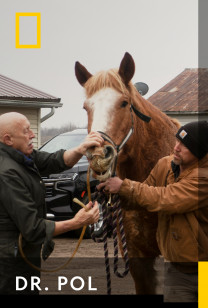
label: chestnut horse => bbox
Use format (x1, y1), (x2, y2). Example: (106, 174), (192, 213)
(75, 52), (180, 294)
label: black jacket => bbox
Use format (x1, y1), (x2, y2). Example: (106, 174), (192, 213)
(0, 142), (68, 294)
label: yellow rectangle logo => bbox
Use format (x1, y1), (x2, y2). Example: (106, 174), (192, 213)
(16, 12), (41, 48)
(199, 262), (208, 308)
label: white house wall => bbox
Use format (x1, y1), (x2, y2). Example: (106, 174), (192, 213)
(168, 114), (208, 126)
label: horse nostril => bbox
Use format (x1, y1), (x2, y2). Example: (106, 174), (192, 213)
(104, 145), (114, 158)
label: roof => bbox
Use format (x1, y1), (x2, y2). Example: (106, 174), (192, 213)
(0, 74), (62, 108)
(148, 68), (208, 113)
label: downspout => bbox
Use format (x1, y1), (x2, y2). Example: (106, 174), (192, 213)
(40, 107), (55, 123)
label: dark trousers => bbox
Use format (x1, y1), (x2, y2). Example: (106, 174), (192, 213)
(163, 262), (198, 302)
(0, 256), (40, 295)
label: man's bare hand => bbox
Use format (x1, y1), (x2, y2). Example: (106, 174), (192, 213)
(77, 131), (104, 155)
(63, 131), (104, 167)
(97, 177), (123, 194)
(74, 201), (100, 228)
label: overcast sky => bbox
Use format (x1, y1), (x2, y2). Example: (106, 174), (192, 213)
(0, 0), (198, 128)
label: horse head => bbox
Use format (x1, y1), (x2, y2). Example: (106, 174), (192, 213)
(75, 52), (141, 181)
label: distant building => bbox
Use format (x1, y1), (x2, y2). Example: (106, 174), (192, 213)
(148, 68), (208, 125)
(0, 74), (62, 148)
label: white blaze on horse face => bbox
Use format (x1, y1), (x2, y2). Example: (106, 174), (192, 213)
(88, 88), (121, 132)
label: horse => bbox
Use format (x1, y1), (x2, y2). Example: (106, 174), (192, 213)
(74, 52), (180, 295)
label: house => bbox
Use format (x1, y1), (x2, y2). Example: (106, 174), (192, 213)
(148, 68), (208, 125)
(0, 74), (62, 148)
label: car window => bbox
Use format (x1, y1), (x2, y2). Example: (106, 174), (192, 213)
(40, 134), (88, 161)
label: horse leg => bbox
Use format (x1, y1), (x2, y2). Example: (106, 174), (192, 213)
(129, 257), (157, 295)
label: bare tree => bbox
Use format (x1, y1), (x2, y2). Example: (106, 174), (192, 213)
(41, 123), (86, 145)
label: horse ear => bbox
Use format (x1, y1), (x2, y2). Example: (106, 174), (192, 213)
(75, 61), (92, 86)
(118, 52), (135, 85)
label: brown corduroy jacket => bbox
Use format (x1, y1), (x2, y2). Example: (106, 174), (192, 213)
(119, 154), (208, 263)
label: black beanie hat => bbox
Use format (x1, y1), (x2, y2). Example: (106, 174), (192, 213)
(176, 121), (208, 160)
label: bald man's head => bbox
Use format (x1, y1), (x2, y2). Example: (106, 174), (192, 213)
(0, 112), (27, 139)
(0, 112), (35, 156)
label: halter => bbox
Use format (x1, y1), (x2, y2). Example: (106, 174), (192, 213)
(97, 103), (151, 176)
(97, 107), (133, 154)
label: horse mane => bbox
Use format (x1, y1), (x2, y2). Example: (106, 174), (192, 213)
(84, 68), (136, 101)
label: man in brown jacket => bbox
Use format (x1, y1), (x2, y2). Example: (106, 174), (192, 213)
(98, 121), (208, 302)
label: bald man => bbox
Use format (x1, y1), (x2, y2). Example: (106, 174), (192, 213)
(0, 112), (102, 295)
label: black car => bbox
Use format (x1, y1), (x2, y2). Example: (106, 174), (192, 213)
(39, 129), (102, 238)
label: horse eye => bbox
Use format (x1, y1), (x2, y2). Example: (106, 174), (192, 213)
(121, 101), (128, 108)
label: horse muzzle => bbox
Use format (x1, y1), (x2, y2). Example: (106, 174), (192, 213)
(86, 144), (116, 181)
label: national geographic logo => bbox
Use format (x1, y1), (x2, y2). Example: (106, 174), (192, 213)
(15, 12), (41, 48)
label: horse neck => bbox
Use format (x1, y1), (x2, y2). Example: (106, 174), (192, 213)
(117, 94), (176, 181)
(117, 118), (152, 181)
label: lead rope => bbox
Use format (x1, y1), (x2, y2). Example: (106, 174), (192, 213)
(111, 194), (129, 278)
(87, 167), (112, 294)
(87, 168), (130, 295)
(90, 190), (112, 294)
